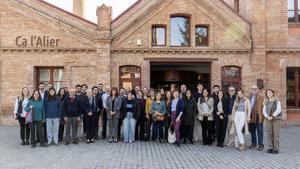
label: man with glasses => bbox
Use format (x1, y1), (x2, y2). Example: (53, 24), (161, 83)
(226, 86), (236, 147)
(249, 85), (265, 151)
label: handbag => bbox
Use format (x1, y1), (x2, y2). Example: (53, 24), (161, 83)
(25, 108), (34, 124)
(156, 114), (165, 121)
(167, 124), (176, 144)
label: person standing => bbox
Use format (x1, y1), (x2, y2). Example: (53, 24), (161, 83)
(92, 86), (103, 140)
(249, 85), (265, 151)
(232, 90), (251, 151)
(193, 83), (204, 103)
(119, 88), (127, 139)
(45, 88), (61, 146)
(182, 90), (197, 145)
(193, 83), (204, 142)
(38, 82), (48, 142)
(213, 90), (228, 148)
(122, 91), (140, 143)
(25, 90), (47, 148)
(164, 91), (172, 140)
(106, 87), (122, 143)
(226, 86), (236, 147)
(101, 87), (110, 139)
(197, 89), (214, 146)
(13, 87), (30, 145)
(145, 89), (155, 141)
(135, 91), (146, 141)
(151, 93), (166, 142)
(170, 90), (184, 147)
(63, 88), (81, 145)
(263, 89), (282, 154)
(57, 87), (66, 142)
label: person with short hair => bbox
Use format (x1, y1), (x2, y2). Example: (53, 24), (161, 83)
(226, 86), (237, 147)
(135, 91), (146, 141)
(101, 86), (110, 139)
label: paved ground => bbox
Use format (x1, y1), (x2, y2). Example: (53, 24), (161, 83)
(0, 126), (299, 169)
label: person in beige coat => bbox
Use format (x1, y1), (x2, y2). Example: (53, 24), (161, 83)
(231, 90), (251, 151)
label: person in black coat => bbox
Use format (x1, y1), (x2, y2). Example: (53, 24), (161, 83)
(135, 91), (146, 141)
(183, 90), (197, 144)
(57, 88), (66, 142)
(213, 90), (228, 147)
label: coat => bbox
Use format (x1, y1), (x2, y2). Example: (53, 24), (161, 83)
(197, 97), (214, 121)
(171, 98), (185, 118)
(183, 97), (197, 126)
(121, 98), (140, 120)
(231, 98), (251, 135)
(106, 96), (122, 119)
(213, 97), (228, 119)
(249, 93), (265, 123)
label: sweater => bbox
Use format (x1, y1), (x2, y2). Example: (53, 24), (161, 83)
(25, 100), (45, 121)
(44, 97), (62, 119)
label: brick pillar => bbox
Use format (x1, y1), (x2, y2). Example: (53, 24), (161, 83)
(73, 0), (85, 18)
(96, 4), (112, 87)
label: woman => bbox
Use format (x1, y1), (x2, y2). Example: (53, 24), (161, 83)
(164, 91), (172, 140)
(25, 90), (47, 148)
(170, 90), (184, 147)
(151, 93), (166, 142)
(231, 90), (251, 151)
(197, 89), (214, 146)
(13, 87), (30, 145)
(106, 87), (122, 143)
(135, 91), (146, 141)
(263, 89), (282, 154)
(122, 91), (140, 143)
(145, 89), (155, 141)
(44, 88), (61, 146)
(183, 90), (197, 144)
(57, 88), (66, 142)
(213, 90), (228, 148)
(83, 90), (100, 143)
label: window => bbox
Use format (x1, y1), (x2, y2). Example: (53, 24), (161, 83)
(170, 16), (190, 46)
(221, 66), (241, 92)
(195, 25), (209, 46)
(288, 0), (300, 23)
(36, 67), (64, 91)
(152, 25), (166, 46)
(119, 66), (141, 90)
(287, 68), (300, 108)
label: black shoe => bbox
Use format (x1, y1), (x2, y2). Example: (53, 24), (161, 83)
(176, 142), (180, 147)
(183, 139), (187, 144)
(158, 139), (162, 143)
(73, 141), (79, 145)
(65, 141), (70, 145)
(25, 140), (30, 145)
(272, 150), (279, 154)
(21, 140), (26, 145)
(40, 144), (48, 147)
(267, 149), (273, 153)
(190, 140), (194, 145)
(102, 135), (106, 139)
(220, 144), (224, 148)
(31, 144), (36, 148)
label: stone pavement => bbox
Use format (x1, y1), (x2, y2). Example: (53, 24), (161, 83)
(0, 126), (299, 169)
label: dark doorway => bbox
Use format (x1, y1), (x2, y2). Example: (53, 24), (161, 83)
(150, 62), (211, 93)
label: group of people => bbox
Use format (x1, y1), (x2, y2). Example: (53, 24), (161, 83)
(13, 82), (282, 154)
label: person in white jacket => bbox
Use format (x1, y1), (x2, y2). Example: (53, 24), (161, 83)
(263, 89), (282, 154)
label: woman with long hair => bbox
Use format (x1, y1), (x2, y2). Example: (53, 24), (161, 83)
(151, 93), (166, 142)
(170, 90), (184, 147)
(164, 91), (172, 140)
(13, 87), (31, 145)
(182, 90), (197, 144)
(57, 87), (66, 142)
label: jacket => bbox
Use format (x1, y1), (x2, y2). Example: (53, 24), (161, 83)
(106, 96), (122, 119)
(25, 100), (45, 121)
(83, 96), (101, 117)
(197, 97), (214, 121)
(249, 93), (265, 123)
(63, 97), (81, 118)
(44, 97), (62, 119)
(213, 97), (228, 119)
(122, 98), (140, 120)
(183, 97), (197, 126)
(151, 100), (166, 121)
(171, 98), (185, 118)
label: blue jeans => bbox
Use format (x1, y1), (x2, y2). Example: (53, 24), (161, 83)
(46, 118), (60, 144)
(123, 112), (136, 142)
(152, 121), (164, 140)
(250, 122), (264, 146)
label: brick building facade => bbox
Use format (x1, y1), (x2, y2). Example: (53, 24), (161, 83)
(0, 0), (300, 124)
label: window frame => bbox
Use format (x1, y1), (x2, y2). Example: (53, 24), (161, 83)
(288, 0), (300, 23)
(195, 24), (209, 47)
(36, 66), (64, 90)
(170, 14), (191, 47)
(221, 66), (241, 92)
(151, 24), (167, 46)
(119, 65), (142, 90)
(287, 67), (300, 108)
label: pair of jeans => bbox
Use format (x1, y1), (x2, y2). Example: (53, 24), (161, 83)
(234, 111), (246, 145)
(200, 117), (213, 145)
(29, 121), (45, 146)
(215, 116), (227, 145)
(17, 116), (30, 142)
(65, 117), (79, 142)
(46, 118), (60, 144)
(108, 118), (119, 139)
(249, 122), (264, 146)
(123, 112), (136, 142)
(102, 109), (107, 138)
(152, 121), (164, 140)
(171, 111), (181, 142)
(85, 114), (96, 140)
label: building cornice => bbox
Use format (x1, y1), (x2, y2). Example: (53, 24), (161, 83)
(0, 47), (96, 53)
(267, 48), (300, 54)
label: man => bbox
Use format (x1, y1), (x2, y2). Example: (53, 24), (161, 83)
(226, 86), (236, 146)
(179, 84), (187, 99)
(90, 86), (103, 141)
(98, 83), (104, 95)
(38, 82), (48, 101)
(80, 84), (89, 139)
(118, 88), (127, 138)
(82, 84), (88, 95)
(211, 85), (220, 141)
(46, 83), (53, 90)
(193, 83), (204, 103)
(63, 88), (81, 145)
(249, 85), (265, 151)
(101, 86), (110, 139)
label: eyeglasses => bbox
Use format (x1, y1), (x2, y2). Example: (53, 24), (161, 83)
(229, 90), (235, 92)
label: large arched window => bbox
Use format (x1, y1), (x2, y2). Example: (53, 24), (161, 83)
(119, 66), (141, 90)
(221, 66), (241, 91)
(170, 15), (191, 46)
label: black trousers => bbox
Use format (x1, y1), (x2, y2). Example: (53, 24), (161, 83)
(29, 121), (45, 145)
(94, 113), (101, 138)
(215, 116), (227, 145)
(145, 115), (152, 141)
(135, 116), (146, 140)
(83, 115), (87, 134)
(200, 118), (213, 145)
(164, 116), (171, 140)
(183, 125), (194, 142)
(17, 116), (30, 141)
(101, 109), (107, 138)
(85, 114), (96, 140)
(118, 118), (122, 138)
(58, 122), (64, 142)
(43, 122), (48, 142)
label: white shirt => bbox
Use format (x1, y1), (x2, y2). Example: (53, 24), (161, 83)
(13, 97), (29, 117)
(102, 92), (109, 109)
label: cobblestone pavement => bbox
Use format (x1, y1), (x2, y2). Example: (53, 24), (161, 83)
(0, 126), (299, 169)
